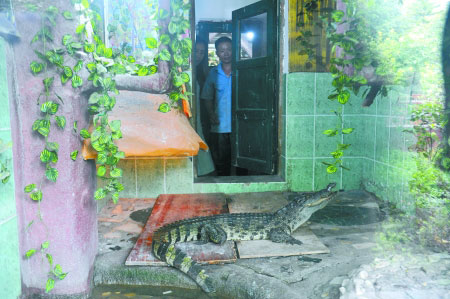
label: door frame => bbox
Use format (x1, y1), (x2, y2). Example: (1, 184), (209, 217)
(192, 0), (284, 182)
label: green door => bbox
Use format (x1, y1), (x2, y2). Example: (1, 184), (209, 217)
(231, 0), (278, 174)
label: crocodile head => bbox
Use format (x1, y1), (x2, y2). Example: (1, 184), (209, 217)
(295, 182), (337, 211)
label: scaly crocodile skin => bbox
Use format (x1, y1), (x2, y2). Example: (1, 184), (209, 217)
(152, 183), (337, 293)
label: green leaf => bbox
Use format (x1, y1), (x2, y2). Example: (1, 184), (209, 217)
(328, 93), (339, 100)
(40, 101), (59, 115)
(45, 278), (55, 293)
(70, 150), (78, 161)
(111, 130), (122, 140)
(81, 0), (90, 9)
(174, 54), (183, 66)
(30, 61), (44, 74)
(25, 249), (37, 258)
(127, 56), (135, 63)
(97, 165), (106, 177)
(181, 72), (190, 83)
(159, 49), (171, 61)
(337, 143), (351, 150)
(158, 102), (171, 113)
(342, 128), (354, 134)
(337, 90), (350, 104)
(138, 66), (149, 76)
(46, 142), (59, 152)
(84, 43), (95, 53)
(169, 92), (180, 102)
(62, 34), (73, 45)
(110, 167), (122, 178)
(331, 150), (343, 159)
(149, 65), (158, 74)
(24, 184), (36, 193)
(50, 151), (58, 163)
(146, 37), (158, 49)
(160, 34), (170, 45)
(323, 129), (338, 137)
(70, 42), (82, 49)
(62, 11), (73, 20)
(71, 75), (83, 88)
(112, 192), (119, 204)
(86, 62), (96, 73)
(88, 104), (99, 115)
(331, 10), (345, 22)
(76, 23), (85, 35)
(46, 167), (58, 182)
(73, 60), (83, 72)
(73, 121), (78, 133)
(55, 116), (66, 129)
(104, 47), (113, 58)
(38, 126), (50, 137)
(40, 149), (52, 163)
(326, 165), (338, 174)
(43, 77), (54, 95)
(46, 253), (53, 265)
(94, 188), (106, 200)
(30, 190), (43, 201)
(168, 21), (177, 34)
(61, 74), (70, 84)
(115, 151), (125, 159)
(80, 129), (91, 139)
(97, 152), (107, 164)
(109, 120), (121, 132)
(41, 241), (49, 249)
(182, 38), (192, 52)
(63, 66), (73, 78)
(115, 182), (124, 192)
(53, 264), (62, 276)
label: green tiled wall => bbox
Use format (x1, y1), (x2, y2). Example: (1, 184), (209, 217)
(0, 39), (21, 299)
(111, 71), (416, 214)
(285, 72), (416, 212)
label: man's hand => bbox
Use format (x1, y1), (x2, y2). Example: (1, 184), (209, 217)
(204, 99), (219, 126)
(209, 113), (219, 125)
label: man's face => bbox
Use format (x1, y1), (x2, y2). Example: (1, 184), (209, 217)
(216, 41), (232, 64)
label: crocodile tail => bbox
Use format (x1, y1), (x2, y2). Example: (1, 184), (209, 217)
(152, 241), (215, 293)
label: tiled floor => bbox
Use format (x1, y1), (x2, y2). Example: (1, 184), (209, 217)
(98, 198), (156, 256)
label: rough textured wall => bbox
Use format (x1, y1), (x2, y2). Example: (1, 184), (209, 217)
(0, 38), (21, 299)
(7, 1), (97, 296)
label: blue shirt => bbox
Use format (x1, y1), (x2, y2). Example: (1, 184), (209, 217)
(200, 63), (232, 133)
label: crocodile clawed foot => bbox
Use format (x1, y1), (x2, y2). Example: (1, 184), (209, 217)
(288, 238), (303, 246)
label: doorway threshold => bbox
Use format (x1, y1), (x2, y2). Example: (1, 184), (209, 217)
(194, 175), (284, 184)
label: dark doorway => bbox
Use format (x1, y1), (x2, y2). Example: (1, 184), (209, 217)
(194, 0), (279, 180)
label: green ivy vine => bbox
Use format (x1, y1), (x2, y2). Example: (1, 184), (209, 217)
(25, 4), (71, 293)
(23, 0), (193, 293)
(156, 0), (193, 113)
(0, 138), (12, 184)
(319, 0), (386, 174)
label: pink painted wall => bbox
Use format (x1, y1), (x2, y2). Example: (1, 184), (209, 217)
(5, 0), (173, 296)
(7, 2), (97, 297)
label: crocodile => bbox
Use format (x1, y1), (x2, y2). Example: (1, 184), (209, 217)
(151, 183), (338, 293)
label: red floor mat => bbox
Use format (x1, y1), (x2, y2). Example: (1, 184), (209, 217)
(126, 193), (237, 266)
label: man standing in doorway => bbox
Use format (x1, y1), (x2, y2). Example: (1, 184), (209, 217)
(201, 36), (232, 176)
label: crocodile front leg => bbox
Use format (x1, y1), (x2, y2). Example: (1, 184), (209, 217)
(199, 223), (228, 245)
(269, 226), (303, 245)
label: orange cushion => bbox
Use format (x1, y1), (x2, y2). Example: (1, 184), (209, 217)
(82, 90), (207, 159)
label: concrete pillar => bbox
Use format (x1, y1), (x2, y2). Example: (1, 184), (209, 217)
(7, 1), (97, 297)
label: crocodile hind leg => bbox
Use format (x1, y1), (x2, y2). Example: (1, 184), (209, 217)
(199, 223), (228, 245)
(269, 226), (303, 245)
(155, 241), (215, 293)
